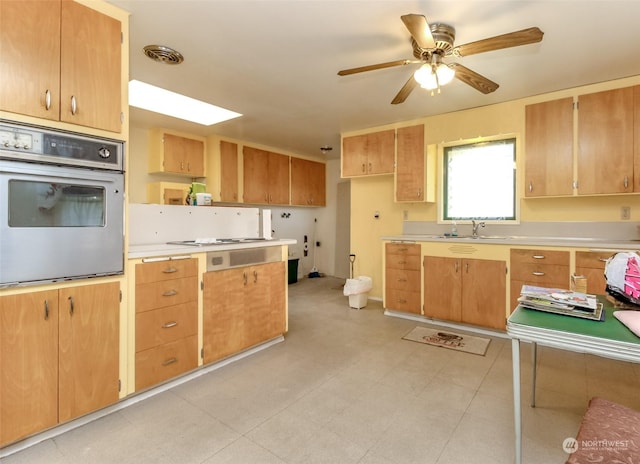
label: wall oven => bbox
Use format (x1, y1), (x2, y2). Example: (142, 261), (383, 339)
(0, 120), (125, 287)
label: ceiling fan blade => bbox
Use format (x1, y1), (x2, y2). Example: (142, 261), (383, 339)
(391, 75), (419, 105)
(401, 14), (436, 50)
(451, 63), (498, 94)
(337, 59), (416, 76)
(453, 27), (543, 57)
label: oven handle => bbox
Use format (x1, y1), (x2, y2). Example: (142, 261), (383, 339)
(0, 161), (122, 183)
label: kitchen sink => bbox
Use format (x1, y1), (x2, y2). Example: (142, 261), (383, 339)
(427, 234), (514, 240)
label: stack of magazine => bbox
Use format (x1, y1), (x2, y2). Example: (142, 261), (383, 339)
(518, 285), (604, 321)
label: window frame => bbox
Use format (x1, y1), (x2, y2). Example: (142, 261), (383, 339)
(439, 135), (519, 224)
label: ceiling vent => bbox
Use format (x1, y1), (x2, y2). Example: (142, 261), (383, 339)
(143, 45), (184, 65)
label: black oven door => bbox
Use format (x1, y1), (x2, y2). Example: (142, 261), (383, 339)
(0, 160), (124, 287)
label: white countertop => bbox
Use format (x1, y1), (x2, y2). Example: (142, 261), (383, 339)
(129, 238), (297, 260)
(382, 234), (640, 250)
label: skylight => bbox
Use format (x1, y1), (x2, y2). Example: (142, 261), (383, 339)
(128, 80), (242, 126)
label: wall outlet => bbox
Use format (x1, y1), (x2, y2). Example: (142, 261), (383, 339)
(621, 206), (631, 220)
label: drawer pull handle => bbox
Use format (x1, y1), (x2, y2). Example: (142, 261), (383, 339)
(162, 267), (178, 274)
(532, 272), (545, 276)
(45, 89), (51, 110)
(68, 296), (75, 316)
(397, 278), (407, 282)
(162, 321), (178, 328)
(162, 358), (178, 366)
(398, 260), (407, 264)
(598, 258), (609, 262)
(44, 300), (49, 320)
(532, 255), (545, 259)
(163, 290), (177, 297)
(70, 95), (77, 115)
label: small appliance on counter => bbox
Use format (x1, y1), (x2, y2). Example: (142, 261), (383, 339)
(195, 192), (212, 206)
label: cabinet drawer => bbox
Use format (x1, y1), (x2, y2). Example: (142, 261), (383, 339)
(510, 249), (569, 266)
(135, 258), (198, 284)
(136, 302), (197, 352)
(135, 277), (198, 312)
(386, 243), (420, 256)
(385, 269), (421, 291)
(575, 251), (614, 269)
(510, 264), (570, 284)
(386, 253), (421, 270)
(385, 289), (421, 314)
(135, 335), (198, 391)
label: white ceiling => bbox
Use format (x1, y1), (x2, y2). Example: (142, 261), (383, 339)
(107, 0), (640, 160)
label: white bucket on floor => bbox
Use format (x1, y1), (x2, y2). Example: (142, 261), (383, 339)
(349, 293), (368, 309)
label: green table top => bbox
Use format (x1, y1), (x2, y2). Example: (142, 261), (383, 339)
(508, 296), (640, 345)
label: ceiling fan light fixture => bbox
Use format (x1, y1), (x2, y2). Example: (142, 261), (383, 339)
(414, 62), (455, 91)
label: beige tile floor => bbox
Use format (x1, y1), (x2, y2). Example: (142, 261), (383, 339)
(4, 276), (640, 464)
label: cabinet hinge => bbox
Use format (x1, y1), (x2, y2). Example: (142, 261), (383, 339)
(574, 101), (579, 110)
(200, 348), (204, 359)
(573, 180), (579, 189)
(119, 290), (122, 302)
(118, 379), (122, 392)
(200, 280), (204, 291)
(121, 32), (124, 44)
(120, 112), (124, 125)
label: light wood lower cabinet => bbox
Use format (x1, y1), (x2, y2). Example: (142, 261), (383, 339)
(0, 282), (120, 447)
(134, 259), (198, 391)
(385, 243), (421, 314)
(510, 248), (570, 311)
(424, 256), (507, 330)
(202, 261), (286, 364)
(575, 250), (614, 295)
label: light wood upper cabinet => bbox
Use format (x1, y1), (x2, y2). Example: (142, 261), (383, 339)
(290, 158), (326, 206)
(342, 129), (395, 177)
(220, 140), (239, 202)
(0, 281), (120, 446)
(1, 290), (59, 447)
(395, 124), (435, 202)
(524, 98), (574, 197)
(149, 131), (205, 177)
(577, 87), (635, 194)
(0, 0), (122, 133)
(243, 147), (290, 205)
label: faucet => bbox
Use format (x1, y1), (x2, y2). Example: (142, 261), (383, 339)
(471, 220), (485, 237)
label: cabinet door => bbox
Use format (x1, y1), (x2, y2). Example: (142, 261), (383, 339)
(245, 262), (286, 346)
(162, 133), (205, 176)
(524, 98), (574, 196)
(220, 140), (239, 202)
(60, 0), (121, 132)
(423, 256), (462, 322)
(202, 268), (247, 363)
(462, 259), (506, 330)
(575, 250), (613, 295)
(268, 151), (290, 205)
(0, 290), (59, 447)
(578, 87), (634, 194)
(0, 0), (61, 121)
(291, 157), (326, 206)
(396, 125), (425, 201)
(58, 282), (119, 422)
(243, 146), (270, 203)
(342, 134), (369, 177)
(367, 129), (395, 175)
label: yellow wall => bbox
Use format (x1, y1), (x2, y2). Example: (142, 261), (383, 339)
(348, 75), (640, 298)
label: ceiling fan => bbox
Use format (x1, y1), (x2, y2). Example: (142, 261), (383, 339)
(337, 14), (543, 104)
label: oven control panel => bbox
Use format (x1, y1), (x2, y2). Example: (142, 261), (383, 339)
(0, 120), (123, 171)
(0, 126), (42, 154)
